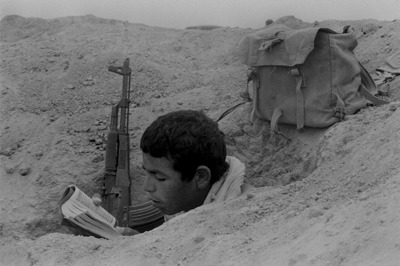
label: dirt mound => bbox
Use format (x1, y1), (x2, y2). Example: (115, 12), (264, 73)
(0, 15), (399, 265)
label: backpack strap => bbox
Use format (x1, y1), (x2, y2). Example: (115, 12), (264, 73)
(332, 92), (346, 119)
(246, 70), (290, 135)
(249, 69), (259, 122)
(290, 67), (305, 131)
(359, 85), (389, 106)
(216, 102), (247, 122)
(240, 69), (253, 102)
(270, 107), (282, 132)
(359, 62), (390, 106)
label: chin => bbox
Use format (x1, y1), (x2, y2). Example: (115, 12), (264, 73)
(161, 208), (178, 216)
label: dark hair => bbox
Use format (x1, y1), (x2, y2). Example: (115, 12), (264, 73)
(140, 110), (229, 184)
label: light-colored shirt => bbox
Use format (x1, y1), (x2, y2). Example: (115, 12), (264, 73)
(164, 156), (246, 221)
(203, 156), (246, 204)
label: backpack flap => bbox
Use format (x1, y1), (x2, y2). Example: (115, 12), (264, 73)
(237, 25), (320, 67)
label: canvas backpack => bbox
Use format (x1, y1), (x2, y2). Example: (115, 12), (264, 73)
(237, 24), (389, 131)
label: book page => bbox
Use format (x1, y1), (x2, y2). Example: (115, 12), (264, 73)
(81, 212), (121, 237)
(72, 214), (121, 240)
(61, 185), (116, 227)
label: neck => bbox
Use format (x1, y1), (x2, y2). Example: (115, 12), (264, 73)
(184, 184), (212, 212)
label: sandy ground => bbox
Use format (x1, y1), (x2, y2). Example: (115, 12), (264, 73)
(0, 15), (400, 265)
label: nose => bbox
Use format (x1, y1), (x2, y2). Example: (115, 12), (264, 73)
(142, 175), (156, 193)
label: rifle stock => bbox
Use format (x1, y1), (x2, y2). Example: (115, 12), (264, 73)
(102, 58), (164, 231)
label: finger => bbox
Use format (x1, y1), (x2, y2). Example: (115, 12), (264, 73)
(92, 193), (102, 206)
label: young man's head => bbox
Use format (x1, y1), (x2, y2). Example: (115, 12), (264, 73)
(140, 110), (229, 215)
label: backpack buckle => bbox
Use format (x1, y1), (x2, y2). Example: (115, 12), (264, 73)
(289, 68), (300, 76)
(333, 108), (345, 120)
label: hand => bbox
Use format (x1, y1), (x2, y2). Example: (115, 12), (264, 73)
(91, 193), (140, 236)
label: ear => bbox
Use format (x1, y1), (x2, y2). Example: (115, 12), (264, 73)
(194, 166), (211, 190)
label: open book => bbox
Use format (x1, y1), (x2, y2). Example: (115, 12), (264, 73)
(59, 185), (121, 240)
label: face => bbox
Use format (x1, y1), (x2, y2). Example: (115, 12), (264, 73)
(142, 152), (202, 215)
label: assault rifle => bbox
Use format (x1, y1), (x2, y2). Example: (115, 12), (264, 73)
(102, 58), (164, 232)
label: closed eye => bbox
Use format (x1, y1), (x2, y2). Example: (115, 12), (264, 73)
(142, 165), (156, 174)
(142, 165), (166, 181)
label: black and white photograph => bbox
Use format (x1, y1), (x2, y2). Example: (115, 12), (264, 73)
(1, 0), (399, 265)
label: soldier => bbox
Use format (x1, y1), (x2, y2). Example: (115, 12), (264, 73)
(100, 110), (250, 235)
